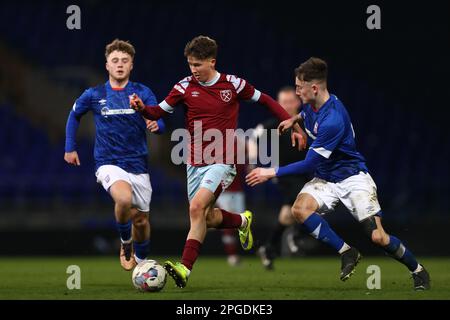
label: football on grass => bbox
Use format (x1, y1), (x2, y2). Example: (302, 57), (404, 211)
(132, 259), (167, 292)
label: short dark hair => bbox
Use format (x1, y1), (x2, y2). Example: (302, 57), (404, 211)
(295, 57), (328, 82)
(184, 35), (218, 60)
(105, 39), (135, 60)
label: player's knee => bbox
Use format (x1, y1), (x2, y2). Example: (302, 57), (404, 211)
(189, 201), (206, 221)
(291, 202), (314, 223)
(132, 213), (148, 228)
(115, 195), (132, 210)
(371, 229), (389, 246)
(205, 210), (218, 227)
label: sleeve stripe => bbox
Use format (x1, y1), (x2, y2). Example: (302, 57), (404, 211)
(312, 147), (332, 158)
(72, 102), (77, 111)
(250, 89), (261, 102)
(174, 84), (185, 94)
(236, 79), (246, 94)
(226, 74), (241, 90)
(179, 76), (191, 90)
(159, 100), (174, 113)
(305, 128), (317, 140)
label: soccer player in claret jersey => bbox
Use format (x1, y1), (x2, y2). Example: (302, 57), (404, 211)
(64, 39), (165, 271)
(130, 35), (306, 288)
(246, 57), (430, 290)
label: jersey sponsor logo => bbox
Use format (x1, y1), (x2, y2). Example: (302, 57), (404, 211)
(191, 91), (200, 97)
(98, 99), (107, 105)
(101, 107), (136, 117)
(220, 89), (232, 102)
(314, 122), (319, 134)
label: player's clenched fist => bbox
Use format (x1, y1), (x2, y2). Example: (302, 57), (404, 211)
(64, 151), (81, 166)
(130, 93), (145, 112)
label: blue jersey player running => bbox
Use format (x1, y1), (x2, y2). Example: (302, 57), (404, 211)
(246, 57), (430, 290)
(64, 39), (165, 271)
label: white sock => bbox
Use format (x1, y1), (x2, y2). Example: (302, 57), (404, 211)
(413, 264), (423, 273)
(239, 213), (247, 228)
(338, 243), (351, 254)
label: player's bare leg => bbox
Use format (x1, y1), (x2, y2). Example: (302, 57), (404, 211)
(164, 188), (214, 287)
(131, 209), (150, 242)
(110, 180), (136, 270)
(165, 188), (251, 288)
(282, 205), (302, 254)
(131, 209), (151, 264)
(362, 215), (430, 290)
(292, 193), (361, 281)
(187, 187), (216, 242)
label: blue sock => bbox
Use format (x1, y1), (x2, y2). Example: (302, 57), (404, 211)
(134, 239), (150, 261)
(116, 220), (132, 243)
(383, 235), (419, 272)
(302, 213), (345, 252)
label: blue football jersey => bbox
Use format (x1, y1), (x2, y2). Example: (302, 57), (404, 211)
(300, 94), (367, 182)
(72, 81), (163, 174)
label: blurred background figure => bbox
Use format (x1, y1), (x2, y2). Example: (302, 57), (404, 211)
(249, 87), (311, 270)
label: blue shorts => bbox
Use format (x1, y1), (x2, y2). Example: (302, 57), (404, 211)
(186, 164), (236, 202)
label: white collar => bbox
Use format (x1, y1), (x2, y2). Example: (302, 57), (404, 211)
(199, 72), (220, 87)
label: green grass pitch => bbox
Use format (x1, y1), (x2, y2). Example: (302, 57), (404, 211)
(0, 256), (448, 299)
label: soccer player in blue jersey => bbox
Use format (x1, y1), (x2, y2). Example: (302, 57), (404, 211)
(64, 39), (165, 271)
(246, 57), (430, 290)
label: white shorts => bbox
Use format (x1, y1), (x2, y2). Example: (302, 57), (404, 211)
(216, 191), (246, 213)
(95, 165), (152, 212)
(299, 171), (381, 222)
(186, 164), (236, 201)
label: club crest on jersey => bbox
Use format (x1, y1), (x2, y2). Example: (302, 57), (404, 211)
(314, 122), (319, 134)
(220, 90), (232, 102)
(101, 107), (110, 117)
(98, 99), (107, 105)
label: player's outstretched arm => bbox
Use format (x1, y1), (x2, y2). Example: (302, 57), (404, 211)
(245, 167), (276, 186)
(257, 92), (291, 121)
(130, 93), (168, 120)
(246, 149), (324, 187)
